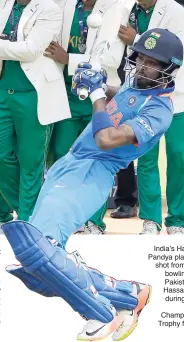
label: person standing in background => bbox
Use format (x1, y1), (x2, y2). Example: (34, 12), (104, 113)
(0, 0), (67, 225)
(118, 0), (184, 235)
(45, 0), (134, 233)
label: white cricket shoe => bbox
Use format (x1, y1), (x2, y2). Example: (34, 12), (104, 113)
(77, 283), (152, 341)
(139, 221), (160, 235)
(167, 226), (184, 235)
(112, 283), (152, 341)
(77, 306), (121, 341)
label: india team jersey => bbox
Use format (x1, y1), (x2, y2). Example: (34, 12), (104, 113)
(71, 83), (174, 175)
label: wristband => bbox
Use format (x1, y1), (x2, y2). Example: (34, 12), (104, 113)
(90, 88), (106, 103)
(92, 111), (114, 137)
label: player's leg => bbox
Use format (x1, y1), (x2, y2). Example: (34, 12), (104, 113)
(165, 112), (184, 234)
(137, 142), (162, 234)
(6, 255), (151, 334)
(2, 155), (119, 322)
(29, 154), (114, 246)
(0, 89), (19, 213)
(13, 90), (52, 221)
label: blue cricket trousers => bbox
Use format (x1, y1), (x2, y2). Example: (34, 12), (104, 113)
(29, 152), (114, 247)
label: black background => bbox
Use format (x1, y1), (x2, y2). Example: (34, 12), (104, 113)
(176, 0), (184, 5)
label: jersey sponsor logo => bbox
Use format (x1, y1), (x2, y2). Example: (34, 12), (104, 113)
(137, 116), (154, 136)
(69, 35), (82, 48)
(128, 95), (138, 107)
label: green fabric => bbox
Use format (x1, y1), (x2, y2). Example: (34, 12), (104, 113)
(88, 201), (107, 230)
(0, 194), (12, 222)
(0, 1), (34, 91)
(129, 4), (155, 34)
(63, 4), (92, 117)
(138, 112), (184, 229)
(49, 115), (92, 162)
(0, 89), (52, 221)
(137, 142), (162, 228)
(165, 112), (184, 228)
(48, 116), (107, 229)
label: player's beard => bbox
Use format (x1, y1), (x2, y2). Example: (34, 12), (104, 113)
(135, 74), (159, 89)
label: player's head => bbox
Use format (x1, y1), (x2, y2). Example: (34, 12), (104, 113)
(136, 0), (157, 9)
(126, 28), (183, 89)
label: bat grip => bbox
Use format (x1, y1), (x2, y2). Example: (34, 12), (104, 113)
(78, 87), (89, 100)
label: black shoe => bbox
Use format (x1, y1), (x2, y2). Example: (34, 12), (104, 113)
(110, 205), (137, 219)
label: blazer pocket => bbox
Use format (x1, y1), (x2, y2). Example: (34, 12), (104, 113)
(44, 59), (62, 82)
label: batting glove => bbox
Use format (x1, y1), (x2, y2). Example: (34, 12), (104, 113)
(71, 63), (107, 102)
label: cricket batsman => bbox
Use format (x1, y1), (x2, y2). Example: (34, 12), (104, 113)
(2, 28), (183, 340)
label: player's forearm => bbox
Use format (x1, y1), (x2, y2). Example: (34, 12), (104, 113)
(92, 100), (136, 149)
(95, 124), (136, 150)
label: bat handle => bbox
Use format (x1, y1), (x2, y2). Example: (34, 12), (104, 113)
(78, 87), (89, 100)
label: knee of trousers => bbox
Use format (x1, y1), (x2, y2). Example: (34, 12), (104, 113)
(167, 149), (184, 171)
(88, 269), (138, 310)
(2, 221), (114, 323)
(0, 153), (15, 165)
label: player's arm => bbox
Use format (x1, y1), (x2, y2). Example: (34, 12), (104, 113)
(92, 98), (136, 150)
(93, 99), (173, 151)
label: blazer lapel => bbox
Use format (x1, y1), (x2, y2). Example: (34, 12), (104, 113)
(86, 0), (118, 54)
(17, 0), (41, 40)
(148, 0), (167, 29)
(61, 0), (76, 50)
(0, 0), (14, 35)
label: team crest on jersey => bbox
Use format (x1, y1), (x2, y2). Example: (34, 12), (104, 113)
(128, 95), (138, 107)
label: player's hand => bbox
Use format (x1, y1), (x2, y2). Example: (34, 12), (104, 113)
(118, 24), (137, 46)
(75, 62), (107, 84)
(44, 42), (69, 64)
(72, 63), (107, 98)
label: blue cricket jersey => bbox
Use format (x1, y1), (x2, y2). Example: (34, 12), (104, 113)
(71, 82), (174, 175)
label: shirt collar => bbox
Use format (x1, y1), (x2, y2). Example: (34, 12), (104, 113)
(136, 81), (175, 96)
(136, 3), (155, 14)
